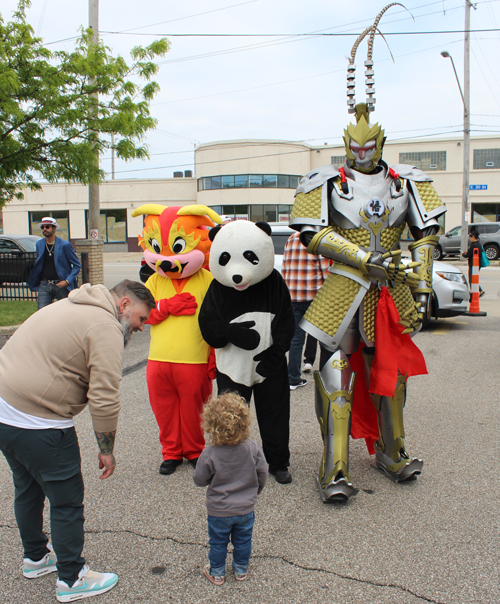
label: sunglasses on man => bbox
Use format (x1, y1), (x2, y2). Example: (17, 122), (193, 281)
(40, 225), (55, 230)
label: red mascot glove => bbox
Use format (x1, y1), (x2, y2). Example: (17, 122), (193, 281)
(146, 293), (198, 325)
(158, 293), (198, 317)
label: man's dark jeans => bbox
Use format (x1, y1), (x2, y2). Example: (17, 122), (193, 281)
(0, 424), (85, 584)
(37, 281), (69, 310)
(288, 301), (312, 384)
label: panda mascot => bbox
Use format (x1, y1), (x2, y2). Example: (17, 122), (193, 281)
(198, 220), (295, 484)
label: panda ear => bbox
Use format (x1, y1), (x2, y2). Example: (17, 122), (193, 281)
(209, 225), (222, 242)
(255, 221), (272, 236)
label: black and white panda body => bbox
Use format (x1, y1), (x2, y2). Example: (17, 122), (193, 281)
(198, 220), (295, 474)
(199, 220), (294, 387)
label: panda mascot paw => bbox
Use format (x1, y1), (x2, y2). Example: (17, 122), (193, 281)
(226, 320), (261, 350)
(253, 346), (282, 378)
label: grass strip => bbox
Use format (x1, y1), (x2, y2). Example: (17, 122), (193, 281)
(0, 301), (37, 326)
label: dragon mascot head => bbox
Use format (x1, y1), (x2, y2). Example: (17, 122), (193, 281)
(131, 204), (222, 280)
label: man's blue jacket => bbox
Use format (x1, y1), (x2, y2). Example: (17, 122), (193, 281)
(28, 236), (81, 292)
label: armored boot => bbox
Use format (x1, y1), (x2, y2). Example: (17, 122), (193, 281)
(362, 349), (423, 482)
(314, 350), (358, 502)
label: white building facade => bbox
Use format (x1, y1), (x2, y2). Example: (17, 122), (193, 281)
(2, 135), (499, 251)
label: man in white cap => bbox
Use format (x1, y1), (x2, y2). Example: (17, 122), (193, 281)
(28, 217), (81, 310)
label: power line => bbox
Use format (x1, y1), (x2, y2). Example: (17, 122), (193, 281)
(152, 38), (462, 105)
(106, 129), (483, 176)
(101, 28), (500, 37)
(114, 0), (261, 33)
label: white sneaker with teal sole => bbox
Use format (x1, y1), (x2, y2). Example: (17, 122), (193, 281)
(56, 566), (118, 602)
(23, 543), (58, 578)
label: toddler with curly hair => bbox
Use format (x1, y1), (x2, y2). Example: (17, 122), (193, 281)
(193, 392), (268, 585)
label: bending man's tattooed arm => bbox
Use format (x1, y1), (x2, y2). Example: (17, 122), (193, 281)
(94, 431), (117, 479)
(94, 431), (116, 455)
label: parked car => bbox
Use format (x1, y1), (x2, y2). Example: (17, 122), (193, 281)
(0, 234), (41, 285)
(434, 222), (500, 261)
(421, 260), (468, 324)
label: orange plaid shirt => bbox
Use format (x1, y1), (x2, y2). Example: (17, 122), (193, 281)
(281, 232), (330, 302)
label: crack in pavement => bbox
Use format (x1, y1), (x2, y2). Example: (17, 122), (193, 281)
(0, 524), (446, 603)
(85, 527), (446, 604)
(122, 359), (148, 376)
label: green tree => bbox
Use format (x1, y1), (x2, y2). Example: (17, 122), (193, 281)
(0, 0), (169, 206)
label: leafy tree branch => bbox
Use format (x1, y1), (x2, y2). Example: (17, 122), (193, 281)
(0, 0), (170, 206)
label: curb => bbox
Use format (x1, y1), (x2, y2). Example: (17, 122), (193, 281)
(0, 325), (20, 336)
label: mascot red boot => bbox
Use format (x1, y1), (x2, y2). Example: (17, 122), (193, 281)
(132, 204), (221, 475)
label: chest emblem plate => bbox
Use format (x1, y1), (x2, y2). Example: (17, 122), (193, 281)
(365, 197), (386, 218)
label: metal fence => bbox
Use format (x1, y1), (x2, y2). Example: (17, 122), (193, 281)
(0, 252), (38, 301)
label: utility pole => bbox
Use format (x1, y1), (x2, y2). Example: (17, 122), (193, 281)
(461, 0), (471, 255)
(88, 0), (100, 240)
(111, 133), (116, 179)
(74, 0), (105, 286)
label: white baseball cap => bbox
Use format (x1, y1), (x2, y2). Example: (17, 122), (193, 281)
(38, 217), (60, 229)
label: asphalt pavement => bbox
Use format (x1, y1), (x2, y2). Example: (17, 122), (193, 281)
(0, 258), (499, 604)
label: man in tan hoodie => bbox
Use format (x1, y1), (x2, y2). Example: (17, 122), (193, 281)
(0, 279), (154, 603)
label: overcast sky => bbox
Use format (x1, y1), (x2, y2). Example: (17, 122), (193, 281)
(3, 0), (500, 179)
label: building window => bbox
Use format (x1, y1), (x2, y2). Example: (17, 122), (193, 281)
(473, 149), (500, 169)
(249, 175), (263, 188)
(471, 203), (500, 222)
(263, 175), (278, 188)
(29, 211), (70, 241)
(399, 151), (446, 171)
(235, 175), (248, 188)
(85, 209), (127, 243)
(264, 205), (277, 222)
(250, 205), (264, 222)
(222, 175), (235, 189)
(278, 175), (289, 188)
(210, 204), (292, 223)
(278, 205), (291, 223)
(197, 174), (301, 191)
(331, 155), (345, 167)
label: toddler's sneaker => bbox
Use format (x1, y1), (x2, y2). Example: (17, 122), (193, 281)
(302, 362), (313, 373)
(234, 570), (248, 581)
(23, 543), (58, 578)
(203, 565), (224, 586)
(56, 566), (118, 602)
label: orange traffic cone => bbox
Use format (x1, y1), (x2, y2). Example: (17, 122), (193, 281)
(466, 247), (487, 316)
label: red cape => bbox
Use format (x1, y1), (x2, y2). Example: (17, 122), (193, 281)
(350, 287), (428, 455)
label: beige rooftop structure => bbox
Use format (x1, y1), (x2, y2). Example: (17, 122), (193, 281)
(2, 135), (499, 251)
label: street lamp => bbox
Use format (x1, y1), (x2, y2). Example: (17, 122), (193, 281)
(440, 52), (465, 105)
(441, 49), (470, 255)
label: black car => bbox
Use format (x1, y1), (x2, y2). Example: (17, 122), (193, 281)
(0, 234), (41, 285)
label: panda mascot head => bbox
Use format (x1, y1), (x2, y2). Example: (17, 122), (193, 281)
(209, 221), (274, 291)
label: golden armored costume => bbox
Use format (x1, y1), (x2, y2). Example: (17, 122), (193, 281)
(289, 4), (445, 502)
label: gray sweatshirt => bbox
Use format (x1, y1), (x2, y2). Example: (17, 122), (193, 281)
(193, 439), (268, 517)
